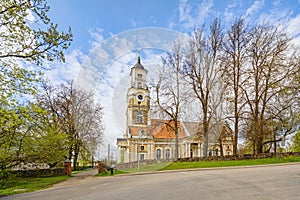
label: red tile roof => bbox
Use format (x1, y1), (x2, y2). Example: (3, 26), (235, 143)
(129, 119), (187, 139)
(127, 120), (232, 143)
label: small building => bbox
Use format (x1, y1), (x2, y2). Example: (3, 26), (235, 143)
(116, 56), (233, 163)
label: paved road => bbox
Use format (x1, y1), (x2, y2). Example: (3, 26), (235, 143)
(2, 163), (300, 200)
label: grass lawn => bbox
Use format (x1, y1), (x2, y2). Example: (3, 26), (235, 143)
(0, 176), (69, 196)
(97, 162), (172, 176)
(160, 156), (300, 171)
(96, 169), (129, 176)
(99, 156), (300, 175)
(123, 162), (172, 173)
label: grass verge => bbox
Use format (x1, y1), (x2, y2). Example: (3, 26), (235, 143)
(122, 162), (172, 173)
(0, 176), (69, 196)
(97, 162), (173, 175)
(96, 170), (128, 176)
(160, 156), (300, 171)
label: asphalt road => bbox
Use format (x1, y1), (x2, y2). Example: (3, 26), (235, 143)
(2, 163), (300, 200)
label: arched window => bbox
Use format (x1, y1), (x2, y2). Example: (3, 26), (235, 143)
(137, 82), (142, 88)
(209, 149), (212, 157)
(156, 149), (161, 160)
(165, 149), (170, 159)
(215, 149), (219, 156)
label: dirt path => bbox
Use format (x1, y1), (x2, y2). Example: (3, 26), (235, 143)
(52, 168), (98, 188)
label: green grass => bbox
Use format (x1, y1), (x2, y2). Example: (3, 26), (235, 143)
(96, 169), (129, 176)
(160, 156), (300, 171)
(122, 162), (172, 173)
(0, 176), (69, 196)
(97, 162), (173, 175)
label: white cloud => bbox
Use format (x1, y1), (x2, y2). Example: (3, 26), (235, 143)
(286, 14), (300, 46)
(245, 0), (264, 17)
(89, 28), (105, 48)
(43, 50), (86, 85)
(287, 14), (300, 36)
(224, 0), (240, 24)
(173, 0), (214, 30)
(178, 0), (191, 23)
(25, 9), (35, 22)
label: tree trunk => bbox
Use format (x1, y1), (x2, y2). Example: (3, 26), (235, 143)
(233, 114), (239, 155)
(175, 130), (179, 160)
(73, 140), (80, 170)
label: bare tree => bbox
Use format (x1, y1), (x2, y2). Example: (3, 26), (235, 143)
(221, 18), (249, 155)
(155, 42), (190, 159)
(243, 23), (297, 154)
(184, 19), (224, 157)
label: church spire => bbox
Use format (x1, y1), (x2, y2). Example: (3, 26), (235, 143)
(137, 48), (141, 64)
(131, 48), (147, 71)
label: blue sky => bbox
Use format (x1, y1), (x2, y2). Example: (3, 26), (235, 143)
(45, 0), (300, 159)
(48, 0), (300, 54)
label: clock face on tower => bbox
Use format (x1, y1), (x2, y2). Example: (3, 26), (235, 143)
(137, 94), (144, 101)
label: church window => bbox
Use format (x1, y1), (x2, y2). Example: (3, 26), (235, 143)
(140, 145), (144, 151)
(209, 149), (212, 157)
(140, 154), (145, 160)
(166, 149), (170, 159)
(156, 149), (161, 160)
(215, 149), (219, 156)
(136, 110), (143, 123)
(138, 73), (142, 78)
(137, 82), (142, 88)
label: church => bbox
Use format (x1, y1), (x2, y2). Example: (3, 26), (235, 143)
(116, 56), (233, 163)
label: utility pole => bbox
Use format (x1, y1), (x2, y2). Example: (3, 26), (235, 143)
(108, 144), (110, 164)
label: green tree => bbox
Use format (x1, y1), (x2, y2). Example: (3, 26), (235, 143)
(0, 103), (68, 169)
(37, 81), (104, 170)
(291, 131), (300, 152)
(0, 0), (72, 65)
(0, 0), (72, 99)
(0, 0), (72, 170)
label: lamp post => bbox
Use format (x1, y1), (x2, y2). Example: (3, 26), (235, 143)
(137, 101), (141, 172)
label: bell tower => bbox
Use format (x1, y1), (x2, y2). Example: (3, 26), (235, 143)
(126, 54), (150, 129)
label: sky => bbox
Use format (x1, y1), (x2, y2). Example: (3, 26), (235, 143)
(45, 0), (300, 160)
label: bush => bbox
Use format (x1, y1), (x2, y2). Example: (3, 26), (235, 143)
(11, 168), (65, 178)
(0, 169), (10, 180)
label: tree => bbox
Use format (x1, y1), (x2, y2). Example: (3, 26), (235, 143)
(0, 103), (68, 169)
(0, 0), (72, 102)
(291, 131), (300, 152)
(0, 0), (72, 170)
(0, 0), (72, 65)
(184, 19), (224, 157)
(155, 42), (189, 160)
(20, 104), (69, 167)
(221, 18), (249, 155)
(37, 81), (104, 170)
(242, 23), (297, 154)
